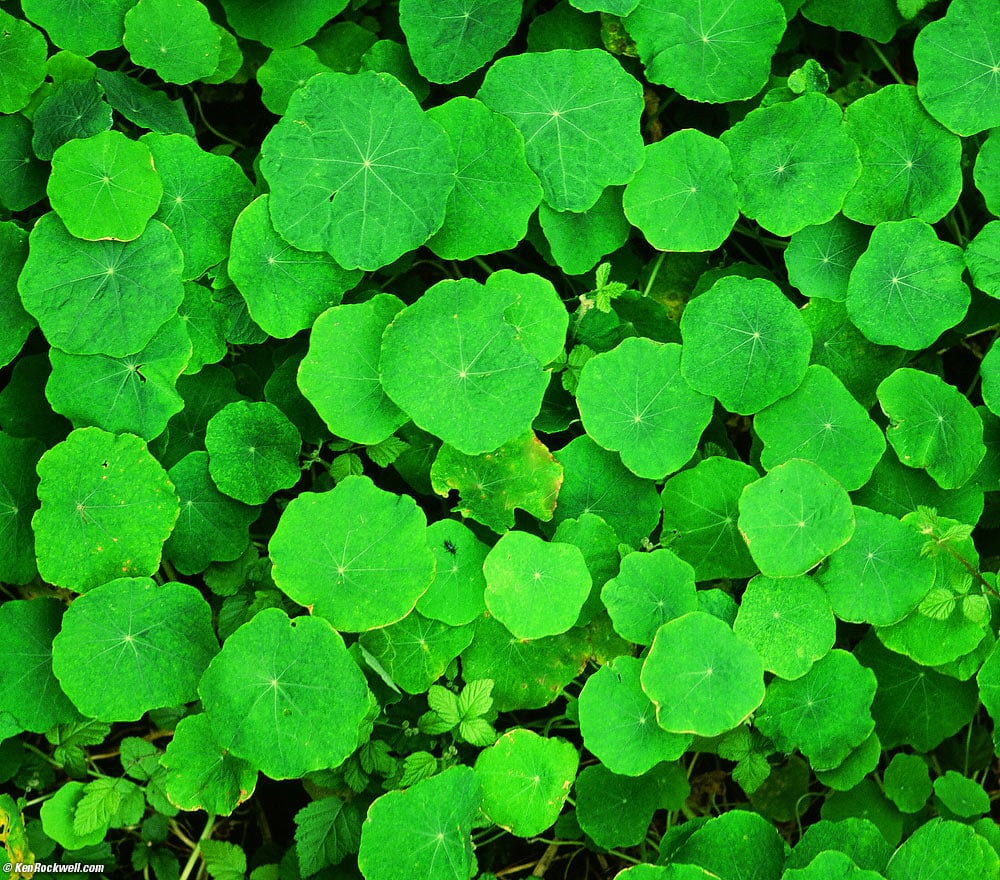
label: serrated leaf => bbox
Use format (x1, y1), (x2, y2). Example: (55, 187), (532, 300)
(295, 797), (362, 877)
(199, 840), (246, 880)
(457, 679), (494, 719)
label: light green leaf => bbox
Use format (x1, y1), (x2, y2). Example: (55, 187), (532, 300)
(74, 777), (143, 836)
(217, 0), (349, 49)
(416, 520), (489, 626)
(800, 0), (903, 41)
(933, 771), (990, 818)
(965, 221), (1000, 301)
(786, 818), (892, 874)
(39, 783), (108, 851)
(0, 9), (48, 114)
(96, 69), (196, 137)
(539, 185), (630, 276)
(477, 48), (645, 211)
(974, 130), (1000, 216)
(0, 114), (48, 212)
(883, 753), (931, 814)
(785, 216), (869, 303)
(671, 810), (785, 880)
(0, 431), (44, 585)
(123, 0), (221, 85)
(199, 840), (246, 880)
(178, 281), (228, 374)
(576, 763), (659, 849)
(31, 80), (113, 161)
(21, 0), (134, 56)
(885, 819), (999, 880)
(257, 46), (328, 115)
(783, 851), (885, 880)
(294, 796), (362, 876)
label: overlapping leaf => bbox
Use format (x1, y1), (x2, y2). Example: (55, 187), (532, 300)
(123, 0), (221, 85)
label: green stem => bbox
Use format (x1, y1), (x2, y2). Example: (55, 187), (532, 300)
(866, 39), (906, 85)
(472, 256), (494, 275)
(178, 812), (217, 880)
(188, 90), (246, 150)
(642, 252), (665, 298)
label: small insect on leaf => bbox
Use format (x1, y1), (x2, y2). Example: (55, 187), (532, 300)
(443, 540), (457, 555)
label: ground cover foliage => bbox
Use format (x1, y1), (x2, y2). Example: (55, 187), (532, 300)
(2, 0), (1000, 878)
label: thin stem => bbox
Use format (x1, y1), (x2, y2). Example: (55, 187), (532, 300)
(472, 256), (494, 276)
(642, 252), (665, 299)
(866, 39), (906, 85)
(188, 90), (246, 150)
(177, 812), (216, 880)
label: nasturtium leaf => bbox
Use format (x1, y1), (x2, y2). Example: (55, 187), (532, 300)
(270, 476), (435, 631)
(552, 435), (661, 545)
(47, 131), (162, 242)
(933, 771), (989, 819)
(359, 612), (475, 695)
(33, 428), (179, 591)
(816, 506), (936, 626)
(0, 10), (48, 114)
(485, 269), (568, 366)
(660, 456), (759, 581)
(228, 196), (360, 339)
(600, 549), (697, 646)
(800, 0), (903, 41)
(787, 818), (892, 874)
(842, 84), (962, 225)
(848, 221), (969, 350)
(876, 593), (990, 669)
(483, 531), (591, 639)
(883, 753), (931, 814)
(51, 578), (217, 721)
(623, 129), (738, 252)
(0, 114), (48, 212)
(31, 80), (113, 161)
(641, 611), (765, 737)
(985, 342), (1000, 419)
(161, 365), (245, 469)
(0, 223), (33, 371)
(885, 818), (998, 880)
(539, 186), (630, 276)
(0, 433), (43, 586)
(720, 93), (860, 236)
(578, 656), (691, 775)
(298, 295), (406, 445)
(671, 810), (785, 880)
(783, 851), (883, 880)
(733, 575), (835, 680)
(21, 0), (134, 56)
(178, 282), (228, 374)
(0, 599), (78, 732)
(965, 222), (1000, 303)
(477, 48), (644, 212)
(399, 0), (520, 83)
(680, 276), (811, 415)
(426, 97), (542, 261)
(430, 431), (562, 533)
(46, 315), (190, 442)
(260, 71), (455, 270)
(756, 649), (876, 771)
(218, 0), (348, 49)
(624, 0), (785, 102)
(739, 458), (855, 577)
(976, 131), (1000, 217)
(854, 633), (978, 751)
(141, 133), (253, 281)
(755, 365), (885, 490)
(360, 40), (428, 103)
(577, 338), (713, 479)
(913, 0), (1000, 136)
(552, 512), (621, 623)
(19, 213), (184, 358)
(123, 0), (221, 85)
(257, 46), (328, 115)
(877, 368), (985, 489)
(416, 520), (488, 626)
(161, 713), (257, 815)
(785, 216), (870, 303)
(381, 278), (549, 455)
(96, 69), (196, 137)
(205, 401), (301, 504)
(461, 615), (588, 711)
(475, 729), (578, 837)
(164, 452), (260, 575)
(358, 766), (481, 880)
(575, 763), (659, 849)
(40, 782), (108, 851)
(199, 608), (373, 780)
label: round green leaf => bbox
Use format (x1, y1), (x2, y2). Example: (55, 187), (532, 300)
(787, 818), (892, 874)
(260, 71), (455, 271)
(733, 574), (835, 680)
(578, 656), (691, 776)
(913, 0), (1000, 136)
(886, 818), (998, 880)
(966, 221), (1000, 301)
(164, 452), (260, 576)
(0, 114), (48, 212)
(474, 729), (578, 837)
(600, 548), (697, 646)
(883, 753), (932, 814)
(577, 338), (713, 479)
(141, 132), (253, 281)
(660, 456), (759, 581)
(123, 0), (221, 85)
(399, 0), (521, 83)
(485, 269), (568, 366)
(476, 48), (644, 212)
(0, 432), (43, 586)
(426, 97), (543, 261)
(641, 611), (765, 737)
(21, 0), (133, 55)
(178, 281), (228, 374)
(298, 295), (407, 445)
(358, 766), (481, 880)
(0, 9), (48, 114)
(217, 0), (349, 49)
(738, 458), (855, 577)
(755, 649), (877, 771)
(416, 520), (489, 626)
(538, 186), (631, 276)
(199, 608), (373, 780)
(624, 0), (786, 103)
(51, 577), (217, 721)
(680, 276), (812, 415)
(33, 428), (179, 591)
(269, 476), (435, 631)
(31, 79), (114, 161)
(721, 93), (860, 236)
(0, 599), (78, 732)
(205, 401), (301, 504)
(671, 810), (786, 880)
(785, 215), (870, 303)
(784, 851), (885, 880)
(800, 0), (903, 41)
(974, 130), (1000, 216)
(842, 84), (963, 225)
(483, 531), (591, 639)
(161, 713), (257, 815)
(18, 212), (184, 358)
(877, 368), (985, 489)
(46, 315), (191, 442)
(754, 364), (886, 491)
(816, 506), (936, 626)
(380, 278), (549, 455)
(985, 340), (1000, 419)
(623, 129), (739, 252)
(40, 783), (107, 851)
(575, 763), (659, 849)
(933, 771), (989, 819)
(47, 131), (162, 242)
(257, 46), (329, 115)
